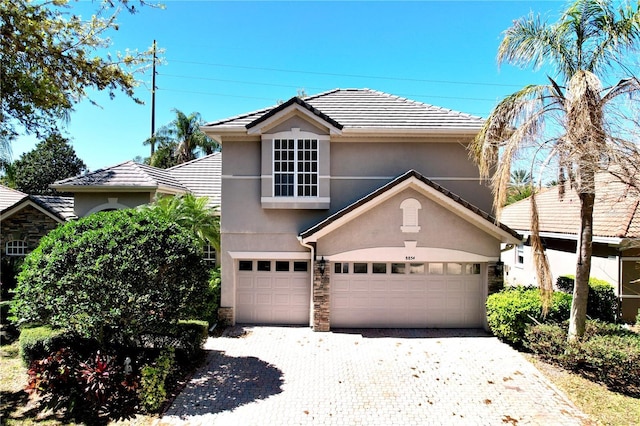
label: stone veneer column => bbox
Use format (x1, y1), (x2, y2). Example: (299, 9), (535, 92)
(313, 261), (330, 331)
(217, 307), (234, 326)
(488, 262), (504, 294)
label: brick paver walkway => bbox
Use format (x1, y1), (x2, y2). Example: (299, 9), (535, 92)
(157, 326), (593, 426)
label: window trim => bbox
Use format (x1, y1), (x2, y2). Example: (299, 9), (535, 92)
(5, 239), (27, 256)
(515, 244), (524, 268)
(261, 128), (330, 209)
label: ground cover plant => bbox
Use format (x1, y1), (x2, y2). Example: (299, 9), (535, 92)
(9, 208), (212, 422)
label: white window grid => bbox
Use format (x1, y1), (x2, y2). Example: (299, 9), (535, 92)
(6, 240), (27, 256)
(273, 138), (318, 197)
(204, 244), (216, 262)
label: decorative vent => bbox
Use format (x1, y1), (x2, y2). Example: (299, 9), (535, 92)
(400, 198), (421, 233)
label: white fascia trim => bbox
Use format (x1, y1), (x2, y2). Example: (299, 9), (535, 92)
(227, 251), (312, 260)
(342, 127), (481, 136)
(516, 230), (623, 245)
(322, 247), (497, 263)
(302, 176), (520, 245)
(0, 200), (65, 223)
(247, 104), (342, 136)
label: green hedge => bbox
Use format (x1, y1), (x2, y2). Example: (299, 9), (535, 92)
(486, 286), (572, 345)
(17, 326), (98, 366)
(11, 209), (211, 348)
(525, 321), (640, 396)
(556, 275), (618, 322)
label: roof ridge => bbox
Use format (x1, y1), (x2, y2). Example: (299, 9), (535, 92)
(167, 151), (222, 171)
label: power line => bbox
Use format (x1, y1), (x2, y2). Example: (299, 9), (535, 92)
(155, 87), (492, 116)
(157, 72), (502, 103)
(165, 58), (526, 89)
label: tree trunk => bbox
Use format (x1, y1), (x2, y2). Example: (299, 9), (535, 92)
(568, 189), (595, 341)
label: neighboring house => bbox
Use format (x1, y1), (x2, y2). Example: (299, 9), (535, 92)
(1, 185), (75, 259)
(51, 154), (222, 216)
(201, 88), (521, 331)
(500, 173), (640, 322)
(49, 153), (222, 263)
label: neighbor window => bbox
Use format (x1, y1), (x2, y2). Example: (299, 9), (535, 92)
(516, 244), (524, 267)
(5, 240), (26, 256)
(274, 138), (318, 197)
(203, 244), (216, 263)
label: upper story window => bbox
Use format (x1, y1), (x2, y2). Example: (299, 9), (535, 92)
(274, 138), (318, 197)
(261, 127), (330, 209)
(6, 240), (27, 256)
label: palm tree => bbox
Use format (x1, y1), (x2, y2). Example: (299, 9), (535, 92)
(506, 169), (534, 205)
(146, 109), (219, 168)
(470, 0), (640, 340)
(143, 193), (220, 253)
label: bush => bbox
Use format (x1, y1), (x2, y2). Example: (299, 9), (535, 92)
(525, 321), (640, 396)
(140, 348), (175, 412)
(20, 326), (67, 365)
(176, 320), (208, 359)
(486, 286), (572, 345)
(11, 209), (211, 347)
(200, 268), (221, 327)
(556, 275), (618, 322)
(26, 347), (139, 421)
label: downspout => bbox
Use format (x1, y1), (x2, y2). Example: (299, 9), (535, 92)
(298, 236), (315, 328)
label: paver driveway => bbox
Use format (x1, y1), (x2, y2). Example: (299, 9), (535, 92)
(157, 326), (592, 426)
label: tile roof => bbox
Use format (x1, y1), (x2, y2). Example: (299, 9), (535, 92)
(31, 195), (76, 221)
(52, 161), (189, 192)
(203, 88), (484, 132)
(500, 173), (640, 239)
(300, 170), (521, 242)
(167, 153), (221, 207)
(0, 185), (27, 210)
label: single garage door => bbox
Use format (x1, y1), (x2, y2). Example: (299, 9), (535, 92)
(331, 261), (484, 328)
(236, 260), (310, 324)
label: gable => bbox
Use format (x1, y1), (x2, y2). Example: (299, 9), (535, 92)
(300, 170), (521, 245)
(315, 188), (504, 259)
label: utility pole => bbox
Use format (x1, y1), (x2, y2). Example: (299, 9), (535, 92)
(150, 39), (157, 155)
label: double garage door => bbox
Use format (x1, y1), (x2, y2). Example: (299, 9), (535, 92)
(331, 261), (485, 328)
(236, 259), (485, 328)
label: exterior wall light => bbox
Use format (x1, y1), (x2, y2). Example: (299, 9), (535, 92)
(318, 256), (326, 276)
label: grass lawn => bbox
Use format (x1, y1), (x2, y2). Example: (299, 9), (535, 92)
(527, 355), (640, 426)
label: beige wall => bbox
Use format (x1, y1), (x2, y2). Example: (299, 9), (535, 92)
(316, 189), (499, 258)
(74, 192), (154, 217)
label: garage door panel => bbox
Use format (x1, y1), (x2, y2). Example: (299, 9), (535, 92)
(237, 268), (310, 325)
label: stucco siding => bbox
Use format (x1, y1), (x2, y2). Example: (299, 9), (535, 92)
(316, 189), (499, 258)
(74, 192), (153, 217)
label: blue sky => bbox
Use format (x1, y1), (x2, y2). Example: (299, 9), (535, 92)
(16, 1), (570, 171)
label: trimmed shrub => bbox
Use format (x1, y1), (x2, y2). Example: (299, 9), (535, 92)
(556, 275), (618, 322)
(486, 287), (572, 345)
(525, 321), (640, 396)
(200, 268), (221, 327)
(524, 323), (567, 360)
(11, 209), (210, 347)
(140, 348), (175, 412)
(175, 320), (208, 359)
(19, 326), (68, 365)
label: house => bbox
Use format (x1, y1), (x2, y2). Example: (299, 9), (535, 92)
(1, 185), (75, 259)
(201, 88), (521, 331)
(50, 153), (222, 216)
(1, 153), (221, 267)
(500, 173), (640, 322)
